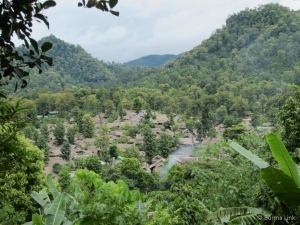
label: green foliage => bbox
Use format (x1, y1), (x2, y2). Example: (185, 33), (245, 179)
(53, 122), (65, 145)
(35, 135), (50, 163)
(61, 141), (71, 161)
(0, 135), (45, 225)
(223, 114), (241, 128)
(66, 125), (77, 144)
(142, 126), (157, 163)
(109, 145), (118, 159)
(52, 163), (63, 174)
(23, 126), (39, 141)
(230, 134), (300, 208)
(133, 97), (143, 113)
(28, 174), (70, 225)
(107, 112), (119, 123)
(73, 107), (84, 133)
(124, 54), (180, 67)
(215, 105), (228, 123)
(207, 207), (270, 224)
(68, 169), (147, 224)
(223, 123), (246, 140)
(74, 157), (86, 169)
(101, 148), (112, 164)
(122, 147), (142, 161)
(104, 99), (116, 116)
(207, 128), (217, 137)
(40, 124), (49, 140)
(278, 86), (300, 163)
(94, 126), (109, 149)
(58, 164), (72, 191)
(116, 135), (129, 144)
(157, 132), (175, 158)
(0, 0), (55, 90)
(119, 158), (158, 192)
(85, 155), (102, 174)
(81, 114), (95, 138)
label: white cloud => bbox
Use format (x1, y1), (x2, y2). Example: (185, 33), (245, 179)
(12, 0), (300, 62)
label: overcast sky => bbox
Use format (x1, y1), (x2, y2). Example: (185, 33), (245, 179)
(19, 0), (300, 63)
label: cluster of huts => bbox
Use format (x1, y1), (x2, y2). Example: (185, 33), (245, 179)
(44, 110), (200, 175)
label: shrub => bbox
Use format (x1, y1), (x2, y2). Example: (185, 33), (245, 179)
(52, 163), (62, 174)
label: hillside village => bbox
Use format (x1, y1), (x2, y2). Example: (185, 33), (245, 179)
(45, 111), (198, 174)
(43, 110), (262, 176)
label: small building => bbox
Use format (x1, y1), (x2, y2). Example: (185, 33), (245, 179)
(262, 122), (273, 127)
(138, 113), (144, 118)
(257, 126), (272, 133)
(37, 115), (44, 120)
(244, 111), (252, 117)
(180, 157), (203, 164)
(150, 157), (166, 173)
(142, 162), (151, 173)
(152, 155), (165, 164)
(47, 111), (59, 116)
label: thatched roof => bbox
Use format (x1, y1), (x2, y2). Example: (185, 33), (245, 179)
(117, 144), (135, 149)
(180, 138), (194, 145)
(152, 155), (166, 164)
(142, 162), (151, 173)
(49, 148), (61, 157)
(149, 158), (166, 171)
(136, 134), (143, 140)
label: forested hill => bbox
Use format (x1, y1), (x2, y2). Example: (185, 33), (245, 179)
(11, 3), (300, 95)
(13, 35), (136, 93)
(122, 3), (300, 88)
(124, 54), (180, 67)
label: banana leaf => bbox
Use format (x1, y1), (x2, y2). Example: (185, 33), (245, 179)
(261, 166), (300, 208)
(229, 142), (269, 169)
(23, 213), (44, 225)
(46, 174), (60, 199)
(266, 134), (300, 186)
(45, 194), (67, 225)
(30, 189), (51, 212)
(207, 206), (270, 224)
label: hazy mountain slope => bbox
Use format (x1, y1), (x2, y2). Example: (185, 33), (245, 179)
(124, 54), (180, 67)
(121, 3), (300, 89)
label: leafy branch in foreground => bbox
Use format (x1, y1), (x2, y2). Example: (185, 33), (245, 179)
(230, 134), (300, 208)
(25, 170), (149, 225)
(0, 96), (29, 175)
(207, 207), (270, 224)
(78, 0), (120, 16)
(0, 0), (56, 90)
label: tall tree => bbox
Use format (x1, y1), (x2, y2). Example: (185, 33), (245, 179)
(142, 126), (156, 163)
(85, 155), (102, 174)
(0, 135), (45, 225)
(53, 121), (65, 145)
(67, 125), (77, 144)
(61, 141), (71, 161)
(82, 114), (95, 138)
(35, 135), (50, 163)
(278, 86), (300, 163)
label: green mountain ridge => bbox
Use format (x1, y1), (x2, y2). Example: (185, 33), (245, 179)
(124, 54), (181, 67)
(9, 3), (300, 99)
(9, 35), (136, 93)
(125, 3), (300, 89)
